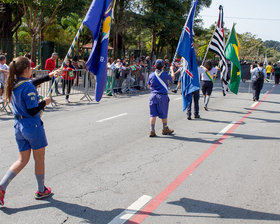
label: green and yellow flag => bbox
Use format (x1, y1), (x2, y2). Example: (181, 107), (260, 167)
(225, 24), (241, 94)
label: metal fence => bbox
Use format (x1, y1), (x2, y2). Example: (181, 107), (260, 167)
(34, 66), (152, 102)
(35, 69), (96, 102)
(105, 67), (152, 96)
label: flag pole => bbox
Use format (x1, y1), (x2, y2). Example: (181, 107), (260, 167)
(48, 22), (84, 97)
(201, 22), (219, 66)
(171, 0), (196, 66)
(225, 23), (235, 46)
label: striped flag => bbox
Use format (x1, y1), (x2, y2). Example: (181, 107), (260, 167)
(209, 5), (229, 96)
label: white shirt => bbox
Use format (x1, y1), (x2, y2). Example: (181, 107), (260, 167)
(200, 67), (217, 81)
(250, 66), (267, 80)
(0, 63), (9, 84)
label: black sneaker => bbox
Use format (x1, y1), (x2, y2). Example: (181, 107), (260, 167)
(204, 106), (208, 111)
(171, 89), (177, 93)
(194, 115), (200, 119)
(187, 116), (192, 120)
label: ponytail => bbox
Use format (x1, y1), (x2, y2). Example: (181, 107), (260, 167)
(4, 56), (30, 102)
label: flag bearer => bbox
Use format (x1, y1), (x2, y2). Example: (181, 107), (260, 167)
(0, 56), (61, 206)
(200, 60), (219, 111)
(148, 59), (175, 137)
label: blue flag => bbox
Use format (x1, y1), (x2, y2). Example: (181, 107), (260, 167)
(176, 0), (200, 111)
(83, 0), (113, 102)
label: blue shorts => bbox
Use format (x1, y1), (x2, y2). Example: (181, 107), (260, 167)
(14, 118), (48, 152)
(149, 94), (169, 119)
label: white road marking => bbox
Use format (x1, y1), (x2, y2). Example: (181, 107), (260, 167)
(216, 122), (236, 136)
(108, 195), (152, 224)
(251, 102), (258, 108)
(174, 97), (181, 101)
(273, 85), (275, 87)
(265, 91), (269, 94)
(96, 113), (128, 123)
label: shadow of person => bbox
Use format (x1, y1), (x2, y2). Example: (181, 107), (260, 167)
(200, 131), (280, 141)
(164, 135), (219, 145)
(0, 195), (123, 224)
(211, 108), (248, 115)
(0, 116), (14, 121)
(246, 116), (280, 123)
(199, 118), (246, 125)
(168, 198), (280, 221)
(244, 107), (280, 114)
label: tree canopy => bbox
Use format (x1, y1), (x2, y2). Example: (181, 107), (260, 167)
(1, 0), (279, 64)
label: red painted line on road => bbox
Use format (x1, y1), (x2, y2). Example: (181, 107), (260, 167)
(127, 86), (276, 224)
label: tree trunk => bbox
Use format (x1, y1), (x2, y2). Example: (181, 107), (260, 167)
(31, 34), (37, 63)
(113, 31), (116, 59)
(76, 39), (80, 57)
(116, 31), (119, 58)
(151, 29), (156, 59)
(0, 3), (23, 62)
(0, 4), (13, 62)
(0, 4), (13, 38)
(122, 32), (125, 58)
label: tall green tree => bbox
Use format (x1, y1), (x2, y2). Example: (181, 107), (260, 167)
(0, 1), (23, 61)
(141, 0), (212, 57)
(2, 0), (90, 61)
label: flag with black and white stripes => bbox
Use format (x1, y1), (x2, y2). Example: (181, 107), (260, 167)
(209, 5), (229, 96)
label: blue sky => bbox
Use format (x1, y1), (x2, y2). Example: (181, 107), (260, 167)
(199, 0), (280, 41)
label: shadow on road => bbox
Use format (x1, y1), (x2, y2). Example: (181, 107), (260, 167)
(0, 196), (123, 224)
(244, 107), (280, 114)
(210, 108), (248, 115)
(260, 100), (280, 105)
(167, 198), (280, 221)
(0, 116), (14, 121)
(164, 135), (219, 145)
(200, 132), (280, 141)
(246, 116), (280, 123)
(199, 118), (246, 125)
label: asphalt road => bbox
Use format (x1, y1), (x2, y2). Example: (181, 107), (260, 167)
(0, 81), (279, 224)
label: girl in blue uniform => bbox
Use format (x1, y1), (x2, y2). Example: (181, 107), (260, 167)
(0, 56), (61, 206)
(148, 59), (175, 137)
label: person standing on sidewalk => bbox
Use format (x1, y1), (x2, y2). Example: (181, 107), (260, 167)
(0, 55), (9, 102)
(250, 62), (267, 101)
(62, 59), (75, 103)
(148, 59), (175, 137)
(45, 52), (60, 95)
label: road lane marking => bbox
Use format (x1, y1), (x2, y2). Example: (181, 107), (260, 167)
(108, 195), (152, 224)
(273, 85), (275, 87)
(251, 102), (258, 108)
(216, 122), (237, 136)
(265, 91), (269, 94)
(96, 113), (128, 123)
(127, 86), (276, 224)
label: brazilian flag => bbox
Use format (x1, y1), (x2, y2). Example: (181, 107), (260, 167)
(225, 24), (241, 94)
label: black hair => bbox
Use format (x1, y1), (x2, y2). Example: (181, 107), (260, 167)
(204, 60), (213, 71)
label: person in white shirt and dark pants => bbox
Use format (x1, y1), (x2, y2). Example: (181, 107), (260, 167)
(250, 62), (267, 101)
